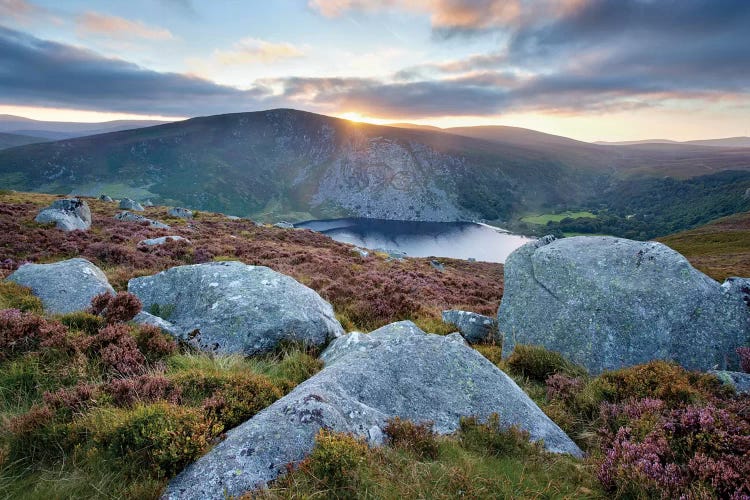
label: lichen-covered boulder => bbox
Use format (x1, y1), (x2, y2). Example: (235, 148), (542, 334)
(137, 235), (189, 247)
(132, 311), (184, 338)
(99, 194), (114, 202)
(119, 198), (144, 211)
(442, 309), (499, 344)
(114, 211), (170, 229)
(6, 258), (114, 314)
(499, 236), (750, 373)
(128, 261), (343, 355)
(163, 321), (581, 499)
(168, 207), (193, 219)
(35, 198), (91, 231)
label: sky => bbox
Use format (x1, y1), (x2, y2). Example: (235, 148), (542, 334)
(1, 0), (749, 142)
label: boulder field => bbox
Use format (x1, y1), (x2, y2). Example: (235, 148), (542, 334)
(499, 235), (750, 373)
(163, 321), (582, 499)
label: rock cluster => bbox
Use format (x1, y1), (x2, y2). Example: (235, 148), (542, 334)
(119, 198), (144, 211)
(168, 207), (193, 219)
(164, 321), (581, 499)
(114, 211), (170, 229)
(35, 198), (91, 231)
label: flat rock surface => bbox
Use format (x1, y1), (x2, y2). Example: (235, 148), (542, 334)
(499, 236), (750, 373)
(6, 258), (114, 314)
(128, 261), (343, 355)
(163, 321), (581, 499)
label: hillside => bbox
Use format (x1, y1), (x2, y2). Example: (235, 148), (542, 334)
(0, 132), (47, 150)
(0, 114), (171, 140)
(1, 109), (749, 235)
(657, 211), (750, 281)
(598, 137), (750, 148)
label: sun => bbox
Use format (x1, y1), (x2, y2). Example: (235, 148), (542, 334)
(338, 111), (366, 123)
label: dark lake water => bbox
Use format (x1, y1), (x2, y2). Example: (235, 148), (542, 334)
(295, 218), (531, 263)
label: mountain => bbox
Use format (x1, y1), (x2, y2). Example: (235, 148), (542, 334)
(596, 137), (750, 148)
(0, 132), (47, 150)
(0, 109), (748, 232)
(0, 114), (171, 140)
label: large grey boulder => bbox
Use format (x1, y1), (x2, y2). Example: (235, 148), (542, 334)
(35, 198), (91, 231)
(6, 258), (114, 314)
(168, 207), (193, 219)
(499, 236), (750, 374)
(119, 198), (144, 211)
(99, 194), (114, 203)
(114, 211), (170, 229)
(442, 309), (499, 344)
(163, 321), (581, 499)
(128, 261), (343, 355)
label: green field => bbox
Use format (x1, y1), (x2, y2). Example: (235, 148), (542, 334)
(521, 211), (597, 225)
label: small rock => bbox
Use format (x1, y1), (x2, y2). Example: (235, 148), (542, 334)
(132, 311), (184, 339)
(710, 370), (750, 394)
(274, 221), (295, 229)
(226, 215), (240, 221)
(137, 236), (189, 247)
(467, 257), (476, 262)
(115, 211), (170, 229)
(6, 258), (114, 314)
(99, 194), (114, 202)
(143, 199), (154, 207)
(119, 198), (144, 211)
(430, 260), (445, 271)
(351, 247), (369, 258)
(442, 309), (499, 344)
(168, 207), (193, 219)
(35, 198), (91, 231)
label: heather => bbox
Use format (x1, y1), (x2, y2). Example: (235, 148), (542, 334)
(0, 192), (503, 331)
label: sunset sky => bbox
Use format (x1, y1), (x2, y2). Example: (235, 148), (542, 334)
(1, 0), (749, 141)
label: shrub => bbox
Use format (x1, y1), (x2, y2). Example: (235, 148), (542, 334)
(737, 347), (750, 373)
(546, 373), (585, 403)
(458, 413), (538, 458)
(4, 404), (69, 462)
(134, 324), (177, 362)
(59, 311), (105, 335)
(507, 344), (586, 382)
(84, 324), (145, 376)
(88, 402), (216, 478)
(171, 369), (282, 429)
(598, 360), (728, 406)
(597, 400), (750, 499)
(383, 417), (439, 459)
(105, 374), (181, 407)
(42, 382), (99, 415)
(302, 429), (369, 490)
(0, 309), (70, 361)
(89, 292), (142, 324)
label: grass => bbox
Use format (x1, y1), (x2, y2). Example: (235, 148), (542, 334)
(521, 211), (597, 225)
(658, 211), (750, 281)
(255, 421), (604, 500)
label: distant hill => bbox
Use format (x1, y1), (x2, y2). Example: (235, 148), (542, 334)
(0, 114), (171, 140)
(658, 210), (750, 281)
(387, 122), (444, 132)
(597, 137), (750, 148)
(0, 108), (748, 234)
(0, 132), (47, 150)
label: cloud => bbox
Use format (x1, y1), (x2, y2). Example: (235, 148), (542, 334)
(213, 38), (305, 65)
(76, 11), (175, 41)
(0, 26), (275, 116)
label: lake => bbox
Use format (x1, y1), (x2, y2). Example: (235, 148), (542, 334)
(295, 218), (531, 263)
